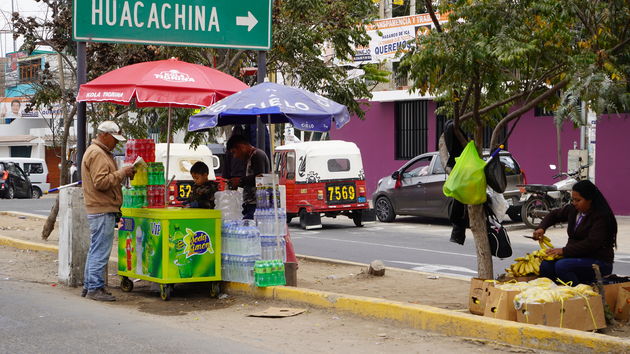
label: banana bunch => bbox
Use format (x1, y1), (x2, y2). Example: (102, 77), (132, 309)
(537, 235), (562, 261)
(504, 236), (561, 277)
(506, 252), (543, 277)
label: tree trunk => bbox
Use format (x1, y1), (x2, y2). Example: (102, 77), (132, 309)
(469, 204), (493, 279)
(42, 197), (59, 240)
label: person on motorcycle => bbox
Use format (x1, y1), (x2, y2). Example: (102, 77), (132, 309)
(532, 180), (617, 285)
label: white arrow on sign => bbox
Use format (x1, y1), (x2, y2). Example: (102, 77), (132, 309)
(236, 11), (258, 32)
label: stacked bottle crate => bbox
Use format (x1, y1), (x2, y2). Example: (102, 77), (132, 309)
(122, 139), (165, 208)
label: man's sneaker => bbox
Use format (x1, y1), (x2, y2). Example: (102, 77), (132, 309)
(86, 288), (116, 302)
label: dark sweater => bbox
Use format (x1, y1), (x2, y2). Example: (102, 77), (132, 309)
(186, 181), (219, 209)
(538, 204), (615, 263)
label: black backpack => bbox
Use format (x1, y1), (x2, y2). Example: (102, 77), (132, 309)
(485, 204), (512, 259)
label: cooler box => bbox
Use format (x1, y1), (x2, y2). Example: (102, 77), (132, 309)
(117, 208), (222, 291)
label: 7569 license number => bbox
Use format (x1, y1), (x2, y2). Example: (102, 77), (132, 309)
(326, 184), (356, 202)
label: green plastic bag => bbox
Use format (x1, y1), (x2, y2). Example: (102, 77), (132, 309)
(443, 141), (487, 205)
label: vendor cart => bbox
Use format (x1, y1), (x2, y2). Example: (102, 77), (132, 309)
(117, 207), (221, 300)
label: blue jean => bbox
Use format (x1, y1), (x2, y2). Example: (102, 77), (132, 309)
(84, 213), (116, 291)
(540, 258), (613, 285)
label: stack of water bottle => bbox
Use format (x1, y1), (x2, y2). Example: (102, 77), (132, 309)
(254, 186), (286, 287)
(214, 190), (243, 221)
(122, 139), (166, 208)
(221, 219), (261, 284)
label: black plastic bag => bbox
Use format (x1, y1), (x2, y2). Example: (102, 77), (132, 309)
(485, 204), (512, 259)
(484, 156), (507, 193)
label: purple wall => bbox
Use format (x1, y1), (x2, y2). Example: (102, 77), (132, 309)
(507, 112), (580, 185)
(594, 114), (630, 215)
(331, 101), (398, 196)
(330, 100), (438, 196)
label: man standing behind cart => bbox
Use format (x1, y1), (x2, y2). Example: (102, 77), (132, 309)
(226, 134), (270, 219)
(81, 121), (135, 301)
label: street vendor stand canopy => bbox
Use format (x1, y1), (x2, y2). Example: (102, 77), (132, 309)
(187, 82), (350, 133)
(76, 58), (248, 190)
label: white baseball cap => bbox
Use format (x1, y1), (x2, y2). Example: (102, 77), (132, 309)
(97, 121), (126, 142)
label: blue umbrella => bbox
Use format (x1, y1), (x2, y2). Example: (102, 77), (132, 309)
(187, 82), (350, 132)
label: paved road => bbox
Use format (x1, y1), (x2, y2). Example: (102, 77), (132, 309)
(4, 197), (629, 279)
(0, 195), (56, 216)
(0, 280), (261, 354)
(289, 216), (630, 279)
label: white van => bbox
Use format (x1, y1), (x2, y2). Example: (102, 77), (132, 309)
(0, 157), (49, 198)
(154, 144), (220, 205)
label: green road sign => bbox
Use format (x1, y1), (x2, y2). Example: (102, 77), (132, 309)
(73, 0), (272, 50)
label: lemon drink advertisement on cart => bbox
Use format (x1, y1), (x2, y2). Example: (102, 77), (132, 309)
(118, 208), (221, 283)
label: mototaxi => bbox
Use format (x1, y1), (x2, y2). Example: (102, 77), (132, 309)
(274, 140), (370, 229)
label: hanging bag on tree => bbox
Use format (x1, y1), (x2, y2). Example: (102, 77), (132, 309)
(485, 203), (512, 259)
(484, 146), (507, 193)
(443, 141), (487, 205)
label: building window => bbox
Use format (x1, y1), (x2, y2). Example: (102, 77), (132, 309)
(395, 100), (428, 160)
(10, 146), (32, 158)
(19, 59), (41, 84)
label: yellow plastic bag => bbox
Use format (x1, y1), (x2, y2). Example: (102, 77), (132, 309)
(443, 141), (487, 205)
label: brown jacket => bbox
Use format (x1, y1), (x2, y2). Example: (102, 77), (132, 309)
(538, 204), (615, 263)
(81, 139), (125, 214)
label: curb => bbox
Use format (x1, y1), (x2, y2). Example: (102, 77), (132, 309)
(0, 235), (58, 253)
(2, 234), (629, 352)
(225, 283), (630, 353)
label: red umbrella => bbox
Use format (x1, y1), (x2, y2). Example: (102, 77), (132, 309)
(77, 58), (248, 202)
(77, 58), (248, 108)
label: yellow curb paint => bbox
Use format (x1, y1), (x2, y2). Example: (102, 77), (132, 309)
(0, 235), (58, 253)
(225, 283), (630, 353)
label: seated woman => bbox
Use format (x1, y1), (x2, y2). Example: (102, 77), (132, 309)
(533, 180), (617, 285)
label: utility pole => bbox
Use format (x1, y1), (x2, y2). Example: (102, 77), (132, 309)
(10, 0), (16, 52)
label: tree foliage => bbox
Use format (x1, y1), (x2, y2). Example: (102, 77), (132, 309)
(14, 0), (381, 148)
(397, 0), (629, 278)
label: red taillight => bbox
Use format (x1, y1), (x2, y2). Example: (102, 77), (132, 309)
(317, 190), (324, 200)
(521, 169), (528, 185)
(46, 174), (50, 183)
(359, 186), (366, 195)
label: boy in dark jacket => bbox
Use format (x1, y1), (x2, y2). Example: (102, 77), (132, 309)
(184, 161), (218, 209)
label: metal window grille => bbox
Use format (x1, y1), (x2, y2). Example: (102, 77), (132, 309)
(395, 100), (428, 160)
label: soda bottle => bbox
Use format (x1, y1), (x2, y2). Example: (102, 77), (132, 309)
(254, 260), (264, 286)
(278, 260), (286, 285)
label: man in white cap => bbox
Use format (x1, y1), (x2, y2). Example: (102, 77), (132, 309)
(81, 121), (135, 301)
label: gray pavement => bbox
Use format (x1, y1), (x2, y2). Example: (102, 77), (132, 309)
(0, 194), (56, 216)
(289, 214), (630, 279)
(0, 280), (261, 354)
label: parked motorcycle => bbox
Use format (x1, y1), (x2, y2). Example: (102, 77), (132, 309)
(518, 164), (589, 229)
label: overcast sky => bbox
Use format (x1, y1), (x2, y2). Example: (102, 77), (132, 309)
(0, 0), (48, 57)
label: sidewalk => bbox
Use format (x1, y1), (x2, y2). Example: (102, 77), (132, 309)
(1, 211), (630, 352)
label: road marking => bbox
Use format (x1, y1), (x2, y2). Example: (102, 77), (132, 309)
(385, 260), (477, 275)
(294, 234), (476, 258)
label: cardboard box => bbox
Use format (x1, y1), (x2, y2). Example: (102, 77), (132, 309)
(483, 287), (521, 321)
(469, 278), (494, 315)
(516, 295), (606, 331)
(603, 281), (630, 311)
(614, 287), (630, 321)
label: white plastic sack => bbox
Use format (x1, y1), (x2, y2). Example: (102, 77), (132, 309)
(487, 188), (509, 221)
